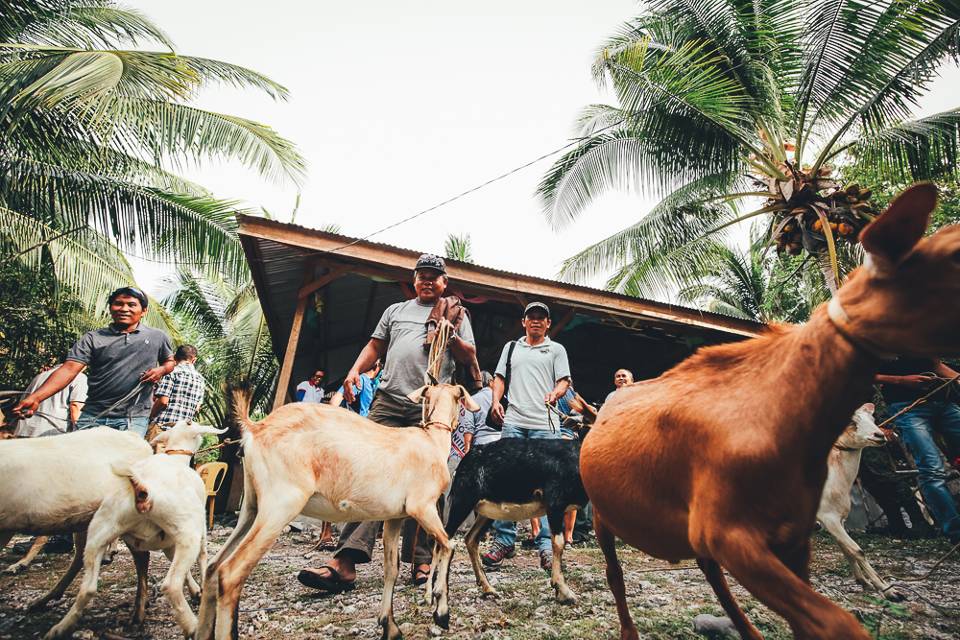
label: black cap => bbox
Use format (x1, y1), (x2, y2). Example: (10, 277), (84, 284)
(414, 253), (446, 274)
(523, 301), (550, 318)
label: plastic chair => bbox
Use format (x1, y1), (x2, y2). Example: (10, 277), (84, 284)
(195, 462), (229, 531)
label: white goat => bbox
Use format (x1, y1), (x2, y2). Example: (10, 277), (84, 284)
(196, 383), (479, 640)
(0, 428), (153, 612)
(44, 420), (225, 640)
(817, 403), (904, 600)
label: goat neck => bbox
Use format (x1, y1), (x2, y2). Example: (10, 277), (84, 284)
(769, 307), (881, 467)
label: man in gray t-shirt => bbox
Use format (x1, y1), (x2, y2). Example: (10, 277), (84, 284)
(484, 301), (572, 572)
(14, 287), (175, 437)
(299, 253), (480, 594)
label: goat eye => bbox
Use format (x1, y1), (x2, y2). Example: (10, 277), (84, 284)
(952, 248), (960, 264)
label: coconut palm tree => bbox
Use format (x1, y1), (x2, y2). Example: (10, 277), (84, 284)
(0, 0), (304, 316)
(676, 231), (826, 323)
(162, 268), (278, 428)
(539, 0), (960, 298)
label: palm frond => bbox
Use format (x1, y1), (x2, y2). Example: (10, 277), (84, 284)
(13, 1), (174, 50)
(847, 107), (960, 182)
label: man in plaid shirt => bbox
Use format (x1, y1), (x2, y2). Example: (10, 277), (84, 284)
(149, 345), (205, 432)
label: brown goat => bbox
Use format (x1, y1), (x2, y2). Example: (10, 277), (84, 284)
(580, 183), (958, 640)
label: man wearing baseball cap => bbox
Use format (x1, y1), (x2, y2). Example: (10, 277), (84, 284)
(483, 301), (572, 573)
(13, 286), (175, 436)
(299, 253), (479, 593)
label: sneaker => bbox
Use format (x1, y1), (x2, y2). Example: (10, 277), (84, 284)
(481, 542), (516, 567)
(539, 550), (553, 573)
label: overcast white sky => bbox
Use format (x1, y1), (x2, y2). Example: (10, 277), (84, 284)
(127, 0), (960, 296)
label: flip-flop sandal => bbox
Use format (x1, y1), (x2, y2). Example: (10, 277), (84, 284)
(297, 565), (356, 593)
(412, 565), (431, 586)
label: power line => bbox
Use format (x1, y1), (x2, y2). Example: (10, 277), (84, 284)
(113, 115), (629, 268)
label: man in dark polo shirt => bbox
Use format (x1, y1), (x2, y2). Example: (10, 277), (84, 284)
(14, 287), (175, 437)
(877, 357), (960, 544)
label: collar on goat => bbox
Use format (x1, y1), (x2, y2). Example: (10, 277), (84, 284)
(163, 449), (195, 457)
(827, 297), (897, 361)
(418, 394), (455, 432)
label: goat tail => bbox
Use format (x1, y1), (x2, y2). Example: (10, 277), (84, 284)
(111, 463), (153, 514)
(229, 382), (255, 435)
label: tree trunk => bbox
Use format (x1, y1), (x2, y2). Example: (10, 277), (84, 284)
(818, 251), (839, 297)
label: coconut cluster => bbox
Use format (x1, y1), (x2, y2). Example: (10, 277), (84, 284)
(771, 179), (875, 256)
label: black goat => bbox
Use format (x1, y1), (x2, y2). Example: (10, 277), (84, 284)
(428, 437), (589, 628)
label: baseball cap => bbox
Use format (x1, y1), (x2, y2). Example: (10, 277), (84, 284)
(414, 253), (446, 274)
(523, 301), (551, 318)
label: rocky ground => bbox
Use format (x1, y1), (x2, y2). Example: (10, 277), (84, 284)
(1, 521), (958, 639)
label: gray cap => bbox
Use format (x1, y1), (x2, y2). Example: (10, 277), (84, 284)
(414, 253), (446, 274)
(523, 301), (550, 318)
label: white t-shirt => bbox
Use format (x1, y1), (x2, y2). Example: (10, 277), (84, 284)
(296, 380), (325, 403)
(14, 366), (87, 437)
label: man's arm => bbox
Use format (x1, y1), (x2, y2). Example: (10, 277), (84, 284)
(935, 360), (960, 379)
(490, 375), (506, 423)
(546, 377), (572, 405)
(343, 338), (386, 403)
(12, 360), (85, 417)
(141, 356), (175, 384)
(68, 402), (82, 427)
(149, 395), (169, 421)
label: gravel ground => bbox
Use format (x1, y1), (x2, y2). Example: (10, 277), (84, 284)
(1, 521), (958, 640)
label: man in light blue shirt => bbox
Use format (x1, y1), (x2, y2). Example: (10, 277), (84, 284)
(484, 302), (571, 572)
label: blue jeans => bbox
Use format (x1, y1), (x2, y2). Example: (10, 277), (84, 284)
(889, 401), (960, 539)
(76, 412), (149, 438)
(491, 425), (561, 554)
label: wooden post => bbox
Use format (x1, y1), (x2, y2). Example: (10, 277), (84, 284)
(273, 294), (308, 411)
(272, 265), (348, 411)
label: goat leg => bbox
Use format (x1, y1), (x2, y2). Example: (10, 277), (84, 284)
(595, 513), (639, 640)
(43, 522), (114, 640)
(463, 516), (496, 598)
(4, 536), (47, 575)
(378, 518), (403, 640)
(706, 530), (870, 639)
(127, 546), (150, 627)
(696, 557), (762, 640)
(28, 531), (87, 612)
(819, 514), (904, 601)
(161, 538), (203, 638)
(549, 530), (576, 604)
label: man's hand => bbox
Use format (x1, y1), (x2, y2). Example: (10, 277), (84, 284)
(490, 402), (505, 425)
(140, 367), (167, 383)
(899, 374), (938, 389)
(545, 390), (563, 405)
(12, 395), (40, 418)
(343, 371), (361, 404)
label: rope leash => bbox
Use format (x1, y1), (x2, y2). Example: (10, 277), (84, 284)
(876, 374), (960, 430)
(426, 318), (453, 382)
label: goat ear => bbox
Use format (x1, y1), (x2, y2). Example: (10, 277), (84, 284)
(407, 385), (428, 404)
(457, 385), (481, 412)
(860, 182), (937, 270)
(150, 430), (170, 446)
(862, 402), (875, 414)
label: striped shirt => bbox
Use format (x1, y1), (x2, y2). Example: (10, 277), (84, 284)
(154, 362), (205, 424)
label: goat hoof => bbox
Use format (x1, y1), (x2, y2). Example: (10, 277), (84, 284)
(481, 589), (498, 599)
(3, 565), (24, 576)
(433, 610), (450, 630)
(883, 586), (906, 602)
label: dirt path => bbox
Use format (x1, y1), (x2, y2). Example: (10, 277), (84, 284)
(1, 525), (957, 639)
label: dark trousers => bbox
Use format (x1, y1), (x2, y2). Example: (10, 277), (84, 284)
(859, 445), (931, 533)
(333, 392), (435, 566)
